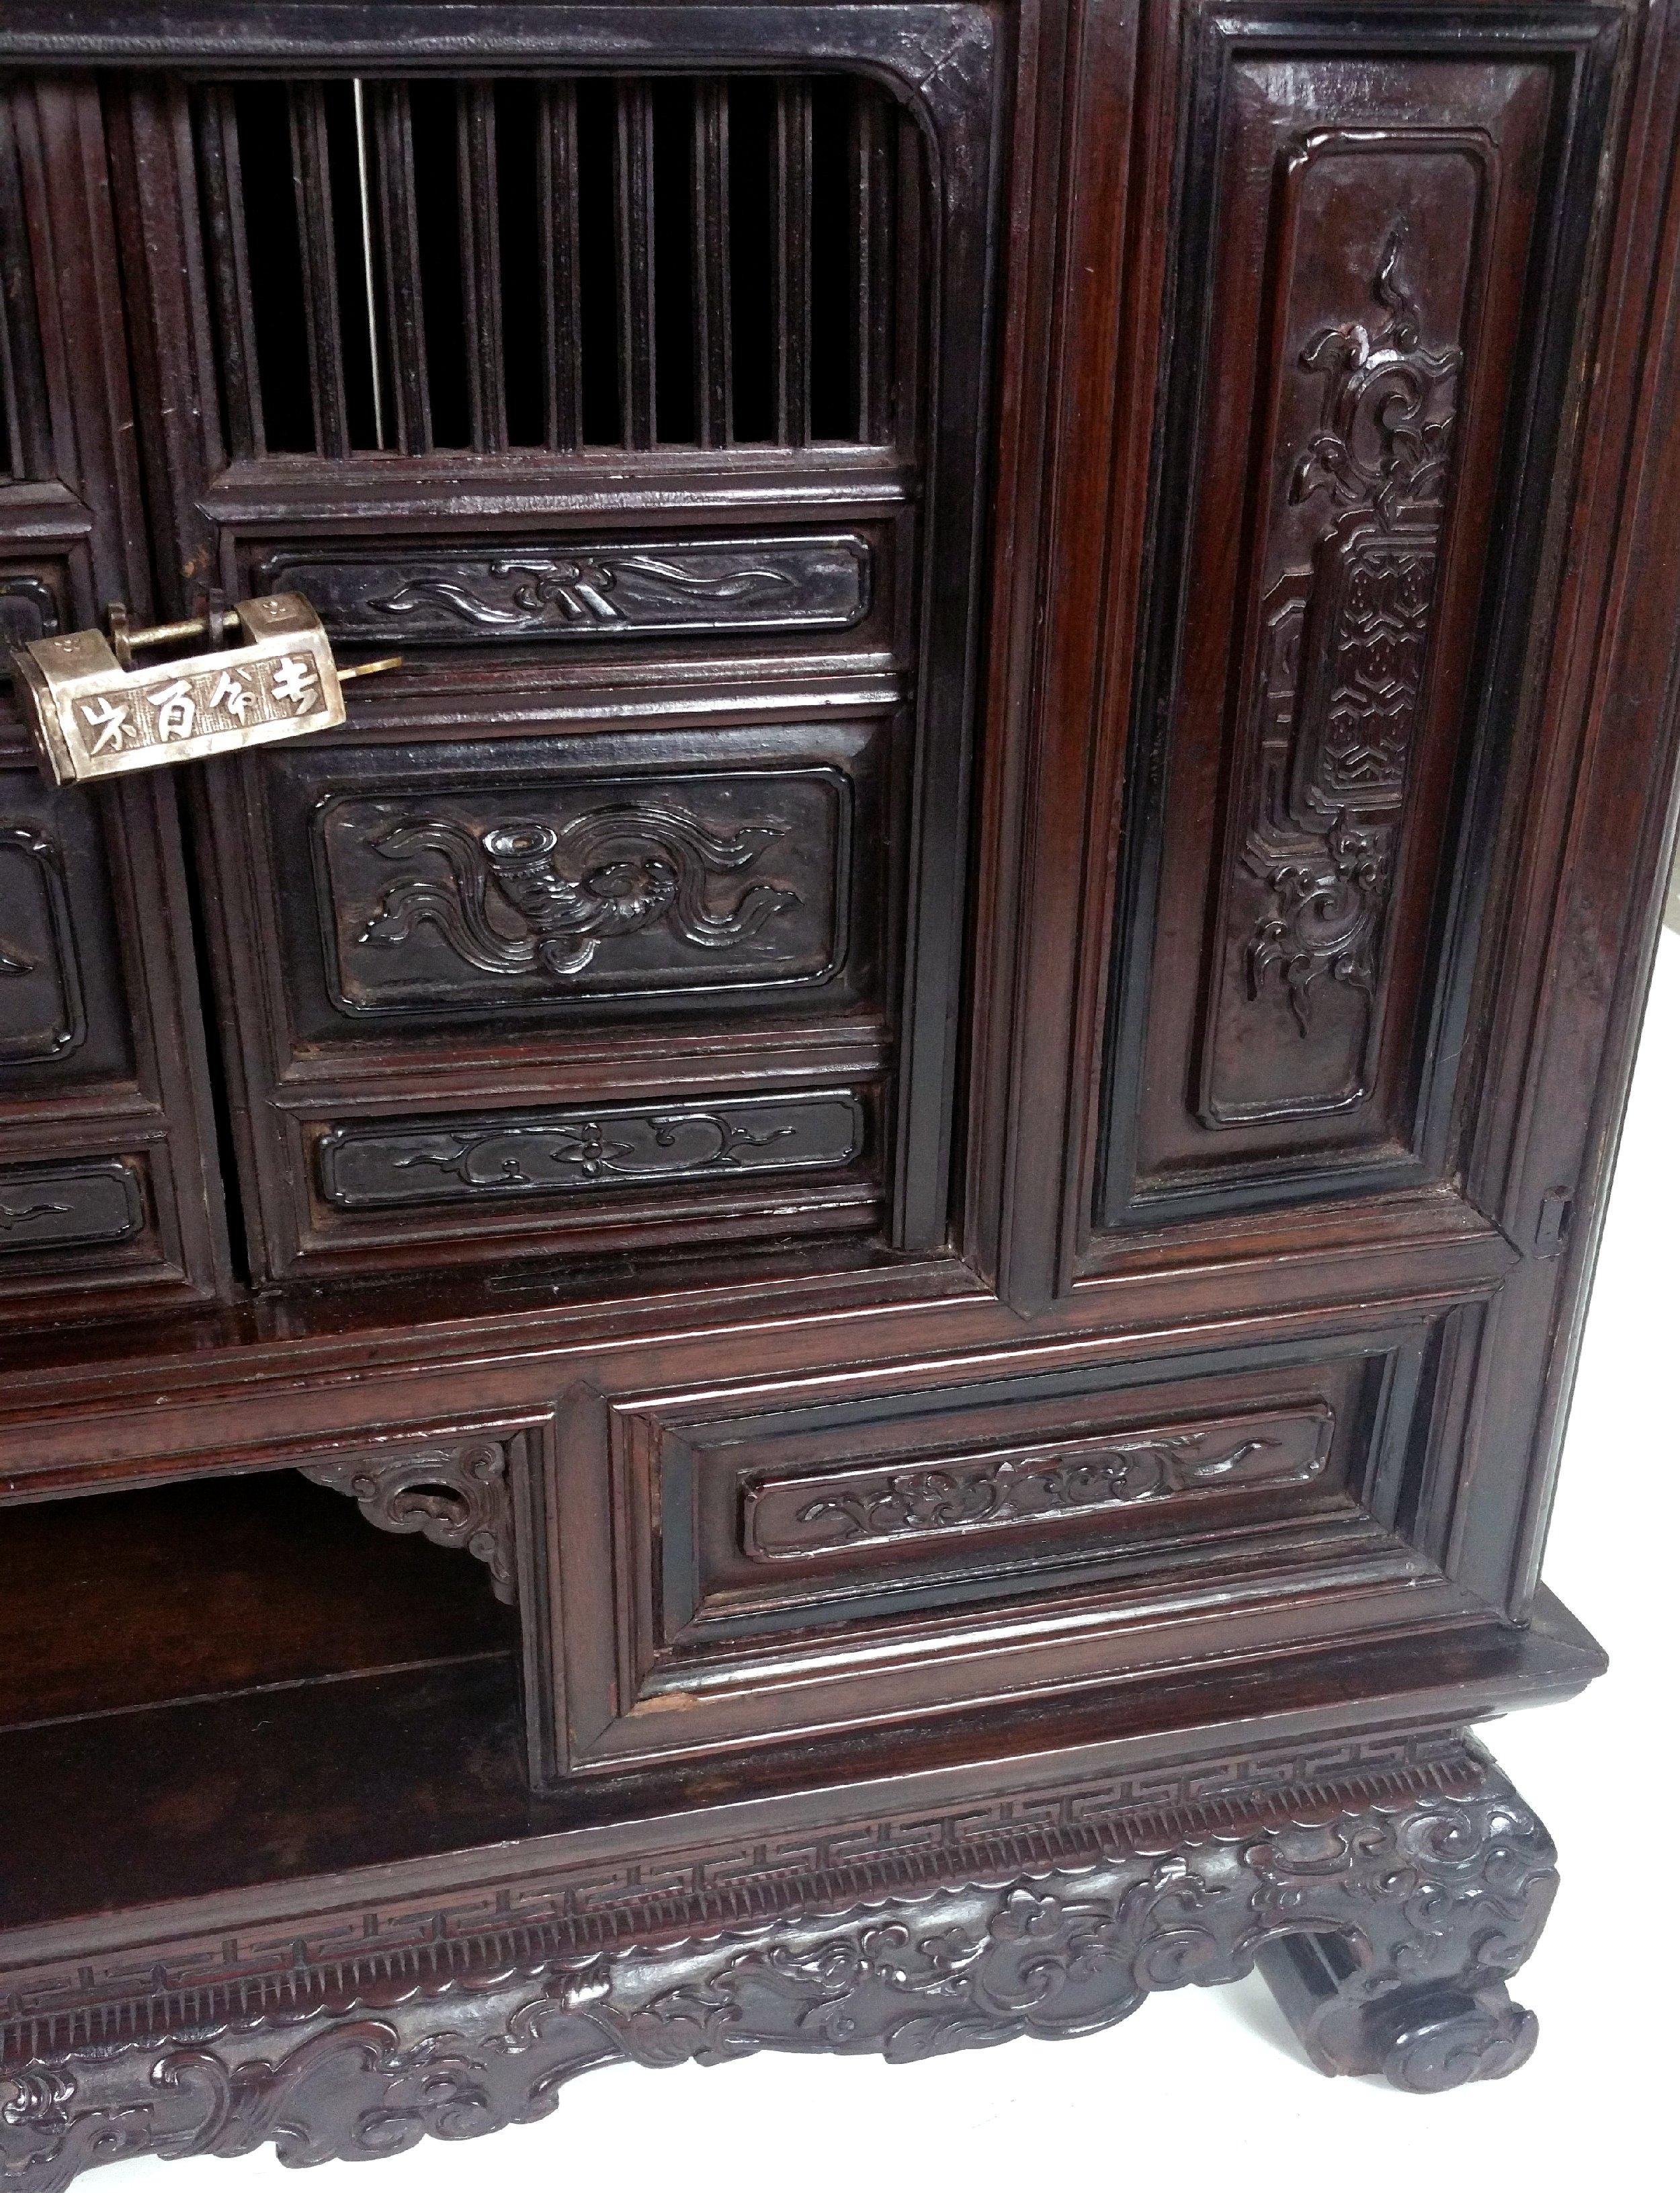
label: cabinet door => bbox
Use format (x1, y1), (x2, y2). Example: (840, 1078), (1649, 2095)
(0, 81), (227, 1321)
(1099, 13), (1620, 1229)
(976, 0), (1631, 1300)
(103, 11), (1001, 1286)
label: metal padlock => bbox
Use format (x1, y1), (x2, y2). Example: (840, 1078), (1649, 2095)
(10, 595), (401, 788)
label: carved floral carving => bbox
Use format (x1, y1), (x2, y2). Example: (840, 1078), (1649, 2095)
(355, 804), (798, 982)
(1248, 815), (1389, 1036)
(1236, 221), (1461, 1067)
(759, 1412), (1333, 1555)
(0, 1744), (1557, 2188)
(317, 1093), (864, 1209)
(299, 1441), (517, 1604)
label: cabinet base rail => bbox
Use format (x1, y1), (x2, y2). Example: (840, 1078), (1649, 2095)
(0, 1729), (1557, 2187)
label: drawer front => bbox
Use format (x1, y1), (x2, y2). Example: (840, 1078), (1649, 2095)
(546, 1305), (1481, 1778)
(210, 716), (894, 1279)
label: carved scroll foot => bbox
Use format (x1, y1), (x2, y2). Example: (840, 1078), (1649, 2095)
(1253, 1757), (1556, 2091)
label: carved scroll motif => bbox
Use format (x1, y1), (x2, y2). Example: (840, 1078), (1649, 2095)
(0, 1161), (142, 1253)
(745, 1406), (1335, 1558)
(355, 804), (798, 983)
(317, 1093), (864, 1209)
(0, 1743), (1557, 2189)
(300, 1441), (518, 1604)
(1218, 220), (1463, 1117)
(261, 537), (870, 645)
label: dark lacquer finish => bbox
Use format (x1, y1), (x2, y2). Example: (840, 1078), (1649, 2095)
(1, 0), (1679, 2179)
(0, 78), (228, 1321)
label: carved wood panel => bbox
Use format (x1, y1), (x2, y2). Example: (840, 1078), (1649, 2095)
(546, 1309), (1477, 1778)
(0, 1156), (143, 1254)
(1099, 19), (1618, 1228)
(315, 767), (852, 1016)
(260, 535), (872, 646)
(316, 1091), (865, 1211)
(202, 715), (891, 1281)
(0, 747), (224, 1315)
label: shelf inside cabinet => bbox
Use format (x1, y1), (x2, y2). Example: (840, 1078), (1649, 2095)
(0, 1472), (516, 1733)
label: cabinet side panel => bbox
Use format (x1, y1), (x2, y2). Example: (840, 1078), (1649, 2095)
(1101, 20), (1615, 1227)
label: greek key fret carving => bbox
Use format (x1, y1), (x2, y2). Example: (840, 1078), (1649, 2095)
(0, 1743), (1557, 2188)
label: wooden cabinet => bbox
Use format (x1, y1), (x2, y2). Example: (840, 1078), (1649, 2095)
(1, 1), (1677, 2176)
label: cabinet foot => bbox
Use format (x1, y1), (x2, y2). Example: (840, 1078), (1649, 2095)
(1252, 1755), (1556, 2091)
(0, 1733), (1560, 2186)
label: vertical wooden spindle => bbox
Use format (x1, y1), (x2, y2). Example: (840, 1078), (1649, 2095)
(694, 81), (731, 448)
(540, 81), (583, 450)
(288, 85), (349, 458)
(193, 88), (262, 458)
(773, 81), (812, 447)
(854, 87), (894, 444)
(373, 83), (431, 454)
(459, 83), (505, 453)
(615, 79), (657, 448)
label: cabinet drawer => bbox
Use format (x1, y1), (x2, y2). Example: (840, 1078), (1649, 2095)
(204, 714), (898, 1280)
(544, 1307), (1480, 1780)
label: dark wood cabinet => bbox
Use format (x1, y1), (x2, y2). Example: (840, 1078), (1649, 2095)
(2, 1), (1677, 2175)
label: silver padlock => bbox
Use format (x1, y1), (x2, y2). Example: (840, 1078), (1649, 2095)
(10, 594), (401, 788)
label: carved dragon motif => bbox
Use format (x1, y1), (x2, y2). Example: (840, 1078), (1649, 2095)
(355, 803), (798, 981)
(368, 554), (802, 630)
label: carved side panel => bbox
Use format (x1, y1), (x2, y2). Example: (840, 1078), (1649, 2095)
(1100, 24), (1615, 1226)
(262, 536), (872, 645)
(1206, 161), (1475, 1124)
